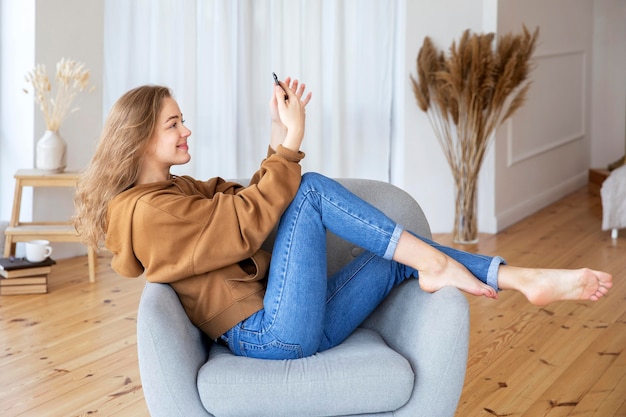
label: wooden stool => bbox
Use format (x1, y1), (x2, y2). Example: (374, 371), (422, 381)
(3, 169), (96, 283)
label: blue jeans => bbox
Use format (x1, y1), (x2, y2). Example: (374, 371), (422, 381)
(221, 173), (505, 359)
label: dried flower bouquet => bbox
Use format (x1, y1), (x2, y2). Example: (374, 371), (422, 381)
(24, 58), (94, 132)
(411, 26), (538, 243)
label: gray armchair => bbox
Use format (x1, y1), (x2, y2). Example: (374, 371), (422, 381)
(136, 179), (470, 416)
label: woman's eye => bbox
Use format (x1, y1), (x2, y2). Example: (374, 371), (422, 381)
(170, 119), (185, 129)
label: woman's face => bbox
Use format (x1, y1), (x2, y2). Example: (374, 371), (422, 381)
(145, 97), (192, 168)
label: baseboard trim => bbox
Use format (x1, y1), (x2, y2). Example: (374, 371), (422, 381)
(496, 171), (588, 231)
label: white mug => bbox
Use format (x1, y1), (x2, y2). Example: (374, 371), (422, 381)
(25, 240), (53, 263)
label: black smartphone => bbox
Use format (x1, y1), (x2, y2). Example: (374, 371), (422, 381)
(273, 72), (288, 99)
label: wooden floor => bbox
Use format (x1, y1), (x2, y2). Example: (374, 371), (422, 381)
(0, 186), (624, 417)
(435, 188), (626, 417)
(0, 252), (149, 416)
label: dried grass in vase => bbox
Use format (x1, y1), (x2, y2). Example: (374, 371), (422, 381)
(411, 26), (538, 243)
(24, 58), (94, 132)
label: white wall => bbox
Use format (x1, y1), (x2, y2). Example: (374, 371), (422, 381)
(591, 0), (626, 166)
(32, 0), (104, 258)
(0, 0), (103, 258)
(492, 0), (595, 230)
(398, 0), (625, 234)
(0, 0), (35, 223)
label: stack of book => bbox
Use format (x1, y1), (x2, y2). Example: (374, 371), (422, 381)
(0, 257), (56, 295)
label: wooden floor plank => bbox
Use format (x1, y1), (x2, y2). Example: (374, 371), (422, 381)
(572, 339), (626, 417)
(1, 344), (139, 416)
(520, 322), (626, 417)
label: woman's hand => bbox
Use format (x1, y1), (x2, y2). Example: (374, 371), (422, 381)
(269, 77), (312, 152)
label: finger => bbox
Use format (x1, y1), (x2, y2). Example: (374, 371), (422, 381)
(275, 81), (289, 101)
(296, 83), (306, 97)
(302, 92), (312, 106)
(275, 85), (288, 103)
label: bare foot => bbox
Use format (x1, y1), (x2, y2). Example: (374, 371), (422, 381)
(499, 266), (613, 306)
(418, 254), (498, 299)
(393, 231), (498, 299)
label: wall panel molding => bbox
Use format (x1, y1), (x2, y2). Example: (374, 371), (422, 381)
(506, 50), (587, 167)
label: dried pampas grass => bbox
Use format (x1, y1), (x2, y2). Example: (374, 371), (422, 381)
(24, 58), (95, 132)
(411, 26), (538, 243)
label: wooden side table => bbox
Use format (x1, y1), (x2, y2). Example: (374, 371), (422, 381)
(3, 169), (96, 283)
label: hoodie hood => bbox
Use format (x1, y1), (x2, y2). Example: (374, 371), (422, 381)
(105, 181), (170, 278)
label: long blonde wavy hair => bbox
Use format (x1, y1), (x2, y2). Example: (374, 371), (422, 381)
(73, 85), (172, 249)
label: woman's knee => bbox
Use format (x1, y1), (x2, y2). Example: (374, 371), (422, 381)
(299, 173), (344, 198)
(300, 172), (328, 188)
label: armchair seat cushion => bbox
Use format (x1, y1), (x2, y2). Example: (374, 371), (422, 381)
(198, 328), (414, 417)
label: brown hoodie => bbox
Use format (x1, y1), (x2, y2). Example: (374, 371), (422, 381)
(105, 145), (304, 339)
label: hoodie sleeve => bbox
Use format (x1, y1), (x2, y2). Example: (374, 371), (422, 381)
(118, 146), (303, 283)
(106, 190), (150, 278)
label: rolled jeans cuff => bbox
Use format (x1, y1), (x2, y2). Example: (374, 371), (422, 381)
(487, 256), (506, 291)
(383, 224), (404, 260)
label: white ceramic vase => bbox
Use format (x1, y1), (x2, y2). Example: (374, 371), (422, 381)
(36, 130), (67, 172)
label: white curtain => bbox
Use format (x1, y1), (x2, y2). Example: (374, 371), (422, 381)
(104, 0), (399, 181)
